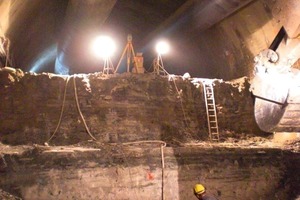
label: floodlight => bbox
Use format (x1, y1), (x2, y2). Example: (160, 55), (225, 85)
(153, 40), (170, 75)
(155, 41), (170, 55)
(91, 35), (116, 59)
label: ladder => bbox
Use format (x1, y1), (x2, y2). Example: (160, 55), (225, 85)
(202, 82), (220, 142)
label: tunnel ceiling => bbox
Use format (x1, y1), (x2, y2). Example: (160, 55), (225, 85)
(0, 0), (255, 76)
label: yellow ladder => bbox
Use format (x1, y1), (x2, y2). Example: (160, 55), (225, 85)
(202, 82), (219, 142)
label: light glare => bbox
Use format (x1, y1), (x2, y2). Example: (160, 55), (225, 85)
(92, 36), (116, 59)
(155, 41), (170, 55)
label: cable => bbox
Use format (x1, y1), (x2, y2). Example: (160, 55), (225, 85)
(46, 76), (70, 144)
(121, 140), (166, 200)
(149, 57), (189, 127)
(73, 75), (97, 141)
(122, 140), (166, 146)
(170, 77), (189, 127)
(160, 143), (166, 200)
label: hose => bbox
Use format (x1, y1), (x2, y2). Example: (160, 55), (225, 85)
(46, 76), (70, 143)
(122, 140), (167, 200)
(160, 143), (166, 200)
(73, 75), (97, 141)
(156, 66), (189, 127)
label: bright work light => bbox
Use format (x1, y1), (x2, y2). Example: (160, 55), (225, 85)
(155, 41), (170, 55)
(153, 40), (170, 75)
(91, 35), (116, 59)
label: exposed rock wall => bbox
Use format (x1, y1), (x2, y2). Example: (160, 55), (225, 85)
(0, 71), (264, 145)
(0, 144), (299, 200)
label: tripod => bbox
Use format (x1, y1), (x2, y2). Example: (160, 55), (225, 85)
(114, 34), (136, 73)
(153, 54), (168, 75)
(102, 57), (114, 75)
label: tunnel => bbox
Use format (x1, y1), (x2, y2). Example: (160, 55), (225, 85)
(0, 0), (300, 199)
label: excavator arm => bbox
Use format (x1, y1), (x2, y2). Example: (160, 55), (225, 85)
(250, 20), (300, 132)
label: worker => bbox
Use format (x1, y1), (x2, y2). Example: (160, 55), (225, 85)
(193, 184), (218, 200)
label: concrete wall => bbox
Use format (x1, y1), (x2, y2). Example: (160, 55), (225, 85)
(0, 0), (287, 79)
(170, 0), (282, 80)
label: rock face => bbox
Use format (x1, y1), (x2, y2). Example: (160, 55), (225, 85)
(0, 71), (299, 200)
(0, 71), (263, 145)
(0, 144), (299, 200)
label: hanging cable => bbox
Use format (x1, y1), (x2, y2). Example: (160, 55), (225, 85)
(150, 62), (189, 127)
(170, 77), (189, 127)
(73, 75), (97, 141)
(46, 76), (70, 144)
(160, 143), (166, 200)
(122, 140), (167, 200)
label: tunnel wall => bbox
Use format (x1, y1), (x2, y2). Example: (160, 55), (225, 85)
(1, 0), (69, 71)
(0, 71), (264, 145)
(167, 0), (284, 80)
(0, 0), (286, 79)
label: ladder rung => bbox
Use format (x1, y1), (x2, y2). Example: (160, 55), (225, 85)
(203, 82), (219, 142)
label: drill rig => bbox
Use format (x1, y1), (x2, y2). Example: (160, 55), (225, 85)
(250, 10), (300, 133)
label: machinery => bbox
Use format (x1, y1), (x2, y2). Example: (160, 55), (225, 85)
(250, 25), (300, 132)
(115, 34), (145, 74)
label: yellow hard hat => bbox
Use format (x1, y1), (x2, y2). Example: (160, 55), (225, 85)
(194, 184), (205, 194)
